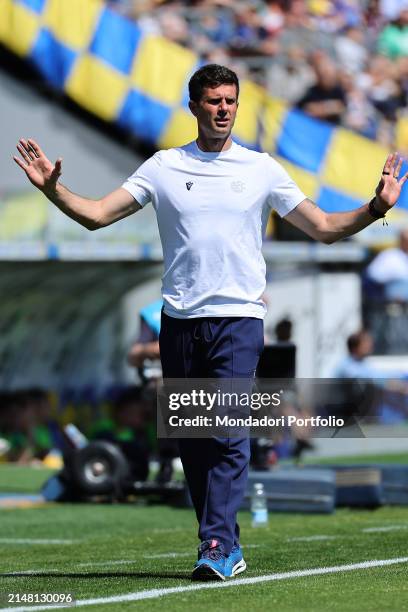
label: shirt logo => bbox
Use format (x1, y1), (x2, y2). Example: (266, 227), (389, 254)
(231, 180), (245, 193)
(186, 181), (193, 191)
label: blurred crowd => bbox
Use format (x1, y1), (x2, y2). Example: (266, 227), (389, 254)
(107, 0), (408, 145)
(0, 389), (64, 464)
(0, 387), (155, 468)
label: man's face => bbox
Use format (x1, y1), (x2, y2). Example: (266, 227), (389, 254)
(189, 83), (238, 138)
(357, 333), (373, 358)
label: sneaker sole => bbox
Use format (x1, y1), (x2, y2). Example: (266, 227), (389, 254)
(232, 559), (246, 576)
(192, 563), (226, 581)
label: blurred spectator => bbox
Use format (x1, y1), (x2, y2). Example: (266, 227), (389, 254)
(309, 0), (362, 33)
(229, 3), (266, 56)
(274, 316), (293, 343)
(0, 395), (11, 460)
(333, 329), (408, 422)
(130, 0), (162, 35)
(26, 388), (65, 452)
(339, 70), (378, 138)
(334, 26), (368, 74)
(334, 330), (379, 378)
(4, 392), (42, 464)
(127, 299), (162, 385)
(366, 229), (408, 301)
(266, 46), (315, 102)
(296, 55), (346, 124)
(379, 0), (408, 21)
(159, 6), (191, 46)
(396, 55), (408, 102)
(378, 7), (408, 58)
(365, 0), (385, 38)
(335, 328), (407, 379)
(127, 300), (180, 482)
(286, 0), (314, 30)
(260, 0), (285, 36)
(191, 4), (234, 49)
(0, 390), (66, 463)
(357, 55), (404, 122)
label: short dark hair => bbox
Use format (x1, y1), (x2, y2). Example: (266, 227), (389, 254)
(274, 318), (292, 342)
(188, 64), (239, 103)
(347, 330), (368, 354)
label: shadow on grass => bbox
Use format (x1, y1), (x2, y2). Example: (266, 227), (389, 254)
(0, 571), (190, 580)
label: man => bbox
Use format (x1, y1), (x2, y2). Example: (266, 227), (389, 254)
(127, 299), (179, 484)
(127, 299), (162, 383)
(13, 64), (407, 581)
(334, 329), (408, 424)
(335, 330), (379, 380)
(296, 55), (346, 125)
(366, 228), (408, 301)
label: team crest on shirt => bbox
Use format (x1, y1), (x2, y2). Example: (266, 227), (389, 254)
(231, 180), (245, 193)
(186, 181), (193, 191)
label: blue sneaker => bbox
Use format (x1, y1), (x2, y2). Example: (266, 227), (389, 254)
(224, 544), (246, 577)
(192, 539), (227, 581)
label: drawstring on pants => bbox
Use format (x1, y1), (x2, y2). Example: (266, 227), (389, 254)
(192, 320), (214, 342)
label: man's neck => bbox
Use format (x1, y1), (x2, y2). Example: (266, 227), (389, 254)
(196, 134), (233, 153)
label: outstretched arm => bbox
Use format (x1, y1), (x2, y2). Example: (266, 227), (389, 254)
(285, 153), (407, 244)
(13, 138), (141, 230)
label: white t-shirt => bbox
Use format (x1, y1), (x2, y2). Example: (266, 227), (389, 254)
(122, 140), (306, 319)
(366, 248), (408, 284)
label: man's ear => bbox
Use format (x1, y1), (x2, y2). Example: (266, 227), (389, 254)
(189, 100), (198, 117)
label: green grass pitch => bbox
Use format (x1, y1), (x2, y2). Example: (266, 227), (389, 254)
(0, 462), (407, 611)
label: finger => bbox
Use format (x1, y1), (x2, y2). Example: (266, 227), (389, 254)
(19, 138), (34, 161)
(51, 157), (63, 178)
(27, 141), (39, 159)
(382, 153), (394, 175)
(27, 138), (43, 158)
(17, 143), (31, 164)
(13, 155), (28, 170)
(394, 155), (403, 179)
(399, 173), (408, 186)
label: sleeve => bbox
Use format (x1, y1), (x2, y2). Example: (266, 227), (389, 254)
(366, 250), (400, 284)
(265, 156), (307, 218)
(121, 152), (161, 208)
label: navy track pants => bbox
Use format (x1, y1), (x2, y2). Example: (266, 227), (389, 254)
(159, 312), (264, 555)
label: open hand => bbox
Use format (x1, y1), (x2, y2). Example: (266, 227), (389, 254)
(375, 153), (408, 213)
(13, 138), (62, 194)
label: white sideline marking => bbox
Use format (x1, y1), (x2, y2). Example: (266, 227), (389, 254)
(3, 556), (408, 611)
(362, 525), (408, 533)
(287, 535), (337, 542)
(0, 538), (76, 545)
